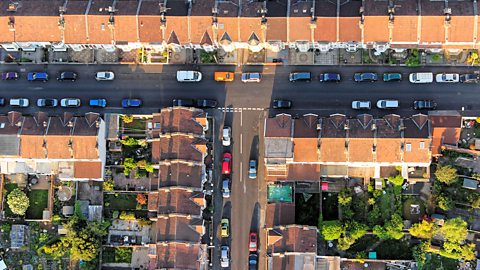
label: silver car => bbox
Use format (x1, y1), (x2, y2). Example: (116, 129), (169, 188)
(222, 179), (230, 198)
(95, 71), (115, 81)
(351, 101), (371, 110)
(221, 246), (230, 268)
(60, 98), (81, 108)
(248, 160), (257, 179)
(241, 72), (261, 83)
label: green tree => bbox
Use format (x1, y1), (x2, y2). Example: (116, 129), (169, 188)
(373, 225), (389, 240)
(440, 217), (468, 244)
(7, 188), (29, 215)
(347, 221), (368, 240)
(321, 220), (343, 240)
(103, 179), (114, 192)
(338, 188), (352, 206)
(337, 235), (355, 251)
(412, 241), (429, 268)
(387, 174), (404, 186)
(434, 165), (458, 185)
(436, 193), (453, 211)
(120, 136), (139, 146)
(471, 196), (480, 209)
(121, 115), (134, 124)
(119, 211), (136, 220)
(123, 158), (137, 176)
(409, 220), (438, 239)
(385, 214), (404, 240)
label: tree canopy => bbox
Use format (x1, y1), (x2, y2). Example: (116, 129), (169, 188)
(7, 188), (29, 216)
(440, 217), (468, 244)
(409, 220), (438, 239)
(434, 165), (458, 185)
(387, 174), (404, 186)
(338, 189), (352, 206)
(321, 220), (343, 241)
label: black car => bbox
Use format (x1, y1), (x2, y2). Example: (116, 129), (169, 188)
(288, 72), (312, 82)
(57, 71), (78, 81)
(196, 99), (217, 108)
(37, 98), (58, 108)
(413, 100), (437, 110)
(172, 99), (195, 107)
(319, 73), (341, 82)
(459, 74), (480, 83)
(272, 99), (292, 109)
(354, 72), (378, 82)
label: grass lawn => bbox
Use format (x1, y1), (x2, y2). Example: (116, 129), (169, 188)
(321, 192), (339, 220)
(124, 119), (147, 136)
(102, 247), (133, 263)
(4, 183), (18, 193)
(104, 194), (138, 210)
(26, 190), (49, 219)
(379, 187), (394, 221)
(424, 253), (458, 269)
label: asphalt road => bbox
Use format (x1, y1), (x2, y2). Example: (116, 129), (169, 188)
(3, 63), (480, 270)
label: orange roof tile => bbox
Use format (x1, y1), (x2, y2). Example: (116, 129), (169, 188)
(72, 136), (98, 159)
(289, 17), (312, 41)
(404, 138), (431, 162)
(166, 16), (189, 44)
(364, 16), (389, 42)
(20, 135), (45, 159)
(14, 16), (61, 42)
(114, 15), (138, 42)
(314, 17), (336, 42)
(216, 17), (239, 42)
(392, 16), (418, 43)
(190, 16), (213, 44)
(138, 16), (163, 43)
(267, 17), (287, 41)
(293, 138), (318, 162)
(376, 139), (402, 163)
(420, 16), (445, 43)
(47, 136), (71, 159)
(64, 15), (87, 44)
(448, 16), (474, 43)
(0, 17), (15, 42)
(73, 161), (102, 179)
(240, 17), (263, 42)
(87, 15), (113, 44)
(319, 138), (347, 162)
(348, 138), (374, 162)
(287, 164), (320, 181)
(339, 17), (361, 42)
(432, 127), (461, 155)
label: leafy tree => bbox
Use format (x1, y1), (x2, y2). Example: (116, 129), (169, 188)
(440, 217), (468, 244)
(385, 214), (404, 240)
(347, 221), (368, 240)
(119, 211), (136, 220)
(7, 188), (29, 215)
(434, 165), (458, 185)
(409, 220), (438, 239)
(387, 174), (404, 186)
(412, 241), (429, 268)
(367, 198), (376, 205)
(471, 195), (480, 209)
(338, 188), (352, 206)
(103, 179), (114, 192)
(121, 115), (134, 124)
(436, 193), (453, 211)
(337, 235), (355, 251)
(373, 225), (389, 240)
(136, 194), (147, 205)
(144, 162), (154, 173)
(321, 220), (343, 240)
(123, 158), (137, 176)
(120, 136), (139, 146)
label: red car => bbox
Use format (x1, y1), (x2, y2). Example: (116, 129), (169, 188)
(222, 152), (232, 174)
(249, 232), (257, 252)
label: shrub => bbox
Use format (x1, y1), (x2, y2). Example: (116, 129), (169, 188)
(435, 165), (458, 185)
(103, 179), (114, 192)
(7, 188), (29, 215)
(338, 188), (352, 206)
(320, 220), (343, 240)
(119, 211), (136, 220)
(136, 194), (147, 205)
(122, 115), (134, 124)
(120, 136), (139, 146)
(387, 174), (404, 186)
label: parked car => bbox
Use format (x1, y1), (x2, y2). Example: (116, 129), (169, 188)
(222, 179), (230, 198)
(172, 99), (194, 107)
(60, 98), (81, 108)
(222, 152), (232, 174)
(241, 72), (261, 83)
(354, 72), (377, 82)
(176, 70), (202, 82)
(383, 73), (402, 82)
(10, 98), (29, 107)
(413, 100), (437, 110)
(460, 74), (480, 83)
(351, 101), (371, 110)
(196, 99), (217, 108)
(435, 73), (459, 83)
(319, 73), (341, 82)
(37, 98), (58, 108)
(95, 71), (115, 81)
(376, 99), (399, 109)
(221, 218), (229, 238)
(89, 99), (107, 108)
(249, 232), (258, 252)
(248, 160), (257, 179)
(0, 98), (5, 106)
(27, 72), (48, 82)
(122, 99), (142, 108)
(409, 72), (433, 83)
(222, 126), (231, 147)
(1, 72), (19, 80)
(249, 254), (258, 270)
(289, 72), (312, 82)
(272, 99), (292, 109)
(214, 72), (234, 82)
(220, 246), (230, 268)
(57, 71), (78, 81)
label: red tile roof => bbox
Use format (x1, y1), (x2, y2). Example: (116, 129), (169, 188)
(138, 16), (164, 43)
(64, 15), (88, 43)
(392, 16), (418, 43)
(314, 17), (336, 42)
(15, 16), (61, 42)
(289, 17), (312, 41)
(364, 16), (390, 42)
(155, 242), (206, 270)
(73, 161), (102, 179)
(156, 188), (204, 216)
(20, 135), (45, 159)
(293, 138), (318, 162)
(87, 15), (113, 44)
(114, 15), (138, 42)
(339, 17), (361, 42)
(267, 17), (287, 41)
(267, 225), (317, 254)
(155, 215), (204, 243)
(166, 16), (189, 44)
(420, 16), (445, 43)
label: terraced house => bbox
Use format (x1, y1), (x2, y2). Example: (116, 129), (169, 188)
(0, 0), (479, 56)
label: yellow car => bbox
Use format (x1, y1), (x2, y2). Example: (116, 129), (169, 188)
(221, 218), (229, 237)
(214, 72), (234, 82)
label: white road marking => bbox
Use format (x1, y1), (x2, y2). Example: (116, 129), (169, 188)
(240, 110), (243, 127)
(217, 107), (264, 113)
(240, 161), (243, 183)
(240, 133), (243, 154)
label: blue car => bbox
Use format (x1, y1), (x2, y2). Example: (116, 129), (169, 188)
(122, 99), (142, 108)
(27, 72), (48, 82)
(319, 73), (341, 82)
(89, 99), (107, 108)
(354, 72), (377, 82)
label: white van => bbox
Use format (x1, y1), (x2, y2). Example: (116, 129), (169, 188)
(176, 71), (202, 82)
(409, 72), (433, 84)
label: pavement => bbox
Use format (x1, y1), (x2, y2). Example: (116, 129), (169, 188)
(2, 63), (480, 270)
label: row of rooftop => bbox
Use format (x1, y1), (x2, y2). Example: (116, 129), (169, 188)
(2, 0), (480, 48)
